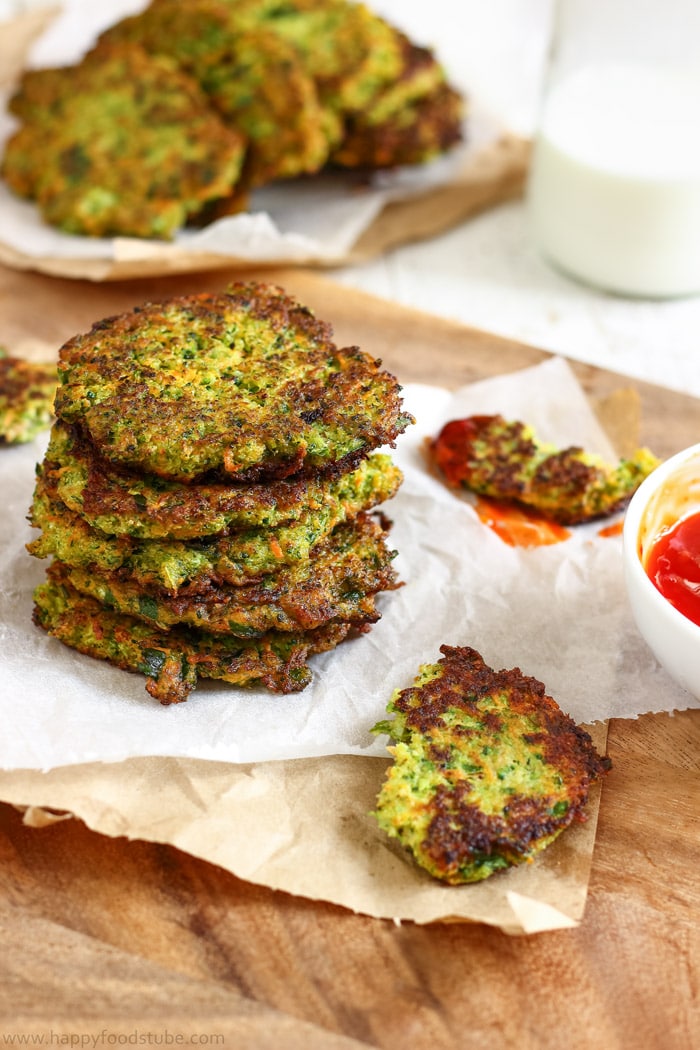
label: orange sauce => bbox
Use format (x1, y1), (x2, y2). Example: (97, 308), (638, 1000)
(598, 520), (624, 538)
(474, 497), (570, 548)
(645, 510), (700, 627)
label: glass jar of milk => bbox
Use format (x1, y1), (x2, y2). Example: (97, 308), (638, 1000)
(527, 0), (700, 298)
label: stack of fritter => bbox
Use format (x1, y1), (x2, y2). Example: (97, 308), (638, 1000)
(28, 282), (412, 704)
(1, 0), (465, 239)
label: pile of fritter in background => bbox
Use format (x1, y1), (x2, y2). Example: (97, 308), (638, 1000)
(1, 0), (466, 239)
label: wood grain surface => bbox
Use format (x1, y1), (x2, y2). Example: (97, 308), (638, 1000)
(0, 263), (698, 1049)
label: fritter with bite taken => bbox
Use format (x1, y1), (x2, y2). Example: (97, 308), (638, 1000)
(373, 645), (611, 884)
(429, 414), (659, 525)
(55, 282), (413, 482)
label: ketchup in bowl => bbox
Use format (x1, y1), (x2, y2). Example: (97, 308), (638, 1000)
(645, 511), (700, 627)
(623, 443), (700, 701)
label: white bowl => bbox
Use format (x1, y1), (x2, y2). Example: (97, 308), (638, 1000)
(622, 442), (700, 700)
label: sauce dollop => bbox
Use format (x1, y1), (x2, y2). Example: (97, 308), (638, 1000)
(474, 498), (570, 548)
(645, 510), (700, 626)
(598, 520), (623, 539)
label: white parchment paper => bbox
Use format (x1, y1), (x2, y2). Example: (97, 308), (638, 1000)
(0, 0), (553, 268)
(1, 356), (696, 773)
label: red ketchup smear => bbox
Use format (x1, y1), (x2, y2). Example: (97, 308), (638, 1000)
(645, 510), (700, 627)
(431, 416), (494, 486)
(474, 497), (570, 548)
(431, 417), (571, 547)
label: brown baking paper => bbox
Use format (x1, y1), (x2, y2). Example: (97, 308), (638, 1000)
(0, 4), (531, 281)
(0, 355), (640, 935)
(1, 352), (690, 933)
(0, 732), (606, 935)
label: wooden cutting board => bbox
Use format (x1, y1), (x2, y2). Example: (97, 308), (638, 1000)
(0, 263), (698, 1049)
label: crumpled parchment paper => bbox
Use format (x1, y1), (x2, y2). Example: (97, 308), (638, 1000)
(1, 355), (692, 933)
(1, 355), (694, 776)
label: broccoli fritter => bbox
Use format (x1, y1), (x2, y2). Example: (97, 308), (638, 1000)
(52, 513), (397, 637)
(99, 1), (339, 186)
(41, 421), (401, 540)
(330, 33), (463, 170)
(355, 36), (449, 126)
(429, 414), (660, 525)
(0, 355), (57, 444)
(54, 283), (413, 482)
(373, 645), (611, 884)
(97, 0), (247, 67)
(253, 1), (464, 170)
(242, 0), (406, 116)
(30, 458), (402, 591)
(201, 26), (339, 186)
(332, 82), (464, 170)
(2, 43), (245, 239)
(33, 570), (352, 704)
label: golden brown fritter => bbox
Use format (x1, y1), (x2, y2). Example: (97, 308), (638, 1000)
(332, 82), (464, 170)
(356, 35), (448, 124)
(52, 512), (398, 637)
(33, 569), (353, 703)
(2, 43), (245, 240)
(98, 0), (242, 61)
(373, 645), (611, 883)
(0, 354), (57, 444)
(428, 414), (660, 525)
(41, 420), (401, 540)
(202, 26), (342, 186)
(239, 0), (406, 115)
(99, 0), (339, 185)
(29, 458), (402, 592)
(54, 282), (413, 483)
